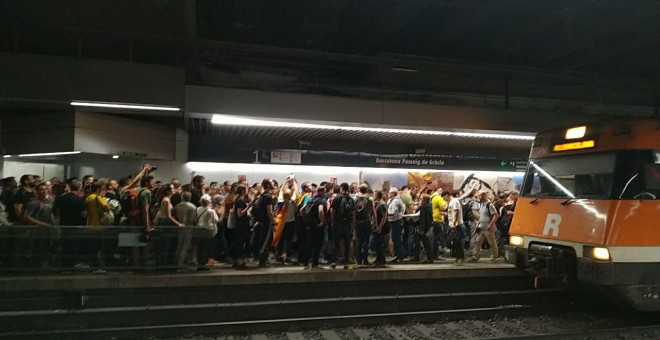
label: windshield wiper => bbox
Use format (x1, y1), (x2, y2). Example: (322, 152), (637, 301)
(561, 197), (577, 206)
(529, 193), (566, 204)
(529, 197), (542, 204)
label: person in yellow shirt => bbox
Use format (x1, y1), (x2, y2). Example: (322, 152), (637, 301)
(430, 188), (449, 259)
(85, 182), (110, 272)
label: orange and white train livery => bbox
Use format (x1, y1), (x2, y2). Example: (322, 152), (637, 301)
(506, 118), (660, 310)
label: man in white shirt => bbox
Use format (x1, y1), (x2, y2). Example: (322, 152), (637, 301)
(447, 190), (466, 265)
(387, 187), (406, 263)
(174, 192), (197, 271)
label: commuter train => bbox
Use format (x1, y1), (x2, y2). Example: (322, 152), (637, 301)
(505, 118), (660, 310)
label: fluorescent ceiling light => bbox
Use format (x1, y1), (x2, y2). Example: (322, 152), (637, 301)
(71, 101), (180, 111)
(112, 155), (120, 159)
(211, 115), (535, 140)
(391, 66), (418, 72)
(211, 115), (334, 129)
(18, 151), (82, 157)
(3, 155), (11, 158)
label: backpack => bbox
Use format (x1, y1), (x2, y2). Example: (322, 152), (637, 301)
(482, 201), (495, 219)
(355, 196), (370, 221)
(107, 198), (122, 216)
(462, 199), (475, 222)
(96, 196), (115, 226)
(302, 197), (321, 226)
(121, 187), (146, 218)
(251, 194), (266, 222)
(337, 195), (355, 223)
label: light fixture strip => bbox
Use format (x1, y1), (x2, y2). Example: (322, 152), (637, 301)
(18, 151), (82, 157)
(71, 101), (180, 111)
(211, 115), (535, 140)
(186, 161), (523, 176)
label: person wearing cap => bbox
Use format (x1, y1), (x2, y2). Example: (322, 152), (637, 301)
(387, 187), (406, 263)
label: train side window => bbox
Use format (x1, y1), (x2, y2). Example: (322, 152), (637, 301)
(639, 164), (660, 199)
(615, 150), (658, 200)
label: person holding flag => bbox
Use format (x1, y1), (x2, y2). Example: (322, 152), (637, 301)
(273, 176), (298, 263)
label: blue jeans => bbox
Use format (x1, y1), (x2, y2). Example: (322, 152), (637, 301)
(432, 222), (446, 256)
(390, 219), (406, 260)
(156, 219), (176, 268)
(355, 227), (371, 265)
(370, 230), (386, 264)
(319, 226), (329, 261)
(214, 220), (229, 260)
(404, 218), (415, 256)
(310, 225), (325, 267)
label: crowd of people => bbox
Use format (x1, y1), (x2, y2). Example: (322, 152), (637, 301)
(0, 164), (518, 273)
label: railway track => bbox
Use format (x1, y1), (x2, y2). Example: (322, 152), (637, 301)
(2, 287), (573, 339)
(5, 281), (658, 339)
(8, 272), (653, 339)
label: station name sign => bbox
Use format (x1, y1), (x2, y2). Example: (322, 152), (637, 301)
(189, 147), (527, 172)
(375, 157), (445, 167)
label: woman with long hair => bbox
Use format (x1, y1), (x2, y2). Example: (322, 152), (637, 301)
(154, 184), (184, 269)
(221, 182), (239, 259)
(230, 185), (251, 270)
(410, 194), (434, 263)
(371, 190), (389, 266)
(194, 194), (219, 270)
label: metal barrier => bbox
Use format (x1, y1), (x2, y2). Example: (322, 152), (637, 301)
(0, 224), (217, 274)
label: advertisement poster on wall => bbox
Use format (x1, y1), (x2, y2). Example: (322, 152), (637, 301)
(361, 169), (524, 199)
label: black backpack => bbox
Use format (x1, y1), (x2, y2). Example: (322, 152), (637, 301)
(337, 195), (355, 223)
(251, 194), (266, 222)
(462, 199), (475, 222)
(302, 197), (321, 226)
(355, 196), (370, 221)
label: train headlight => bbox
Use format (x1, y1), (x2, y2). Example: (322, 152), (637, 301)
(584, 246), (611, 261)
(510, 235), (524, 246)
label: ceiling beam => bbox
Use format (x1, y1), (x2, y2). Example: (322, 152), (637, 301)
(542, 3), (656, 64)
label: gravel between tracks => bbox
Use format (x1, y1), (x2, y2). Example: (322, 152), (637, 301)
(165, 309), (658, 340)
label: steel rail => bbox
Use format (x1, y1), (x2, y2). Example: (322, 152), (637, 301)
(2, 304), (543, 338)
(0, 288), (562, 317)
(486, 324), (660, 340)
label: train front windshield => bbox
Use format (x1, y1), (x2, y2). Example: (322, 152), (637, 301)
(521, 150), (660, 200)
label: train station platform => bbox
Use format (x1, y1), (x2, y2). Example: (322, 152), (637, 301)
(0, 260), (520, 293)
